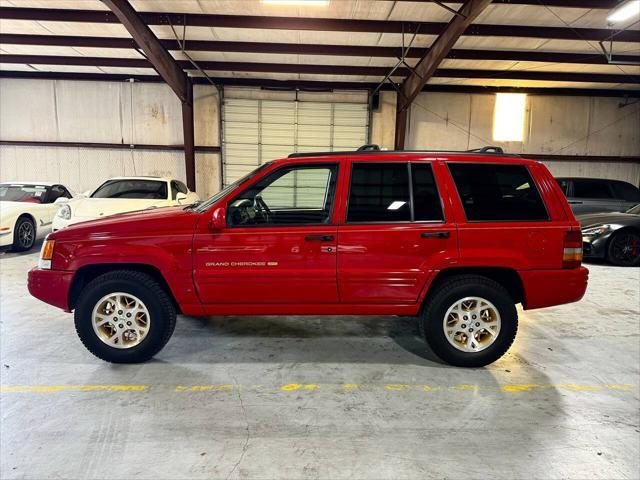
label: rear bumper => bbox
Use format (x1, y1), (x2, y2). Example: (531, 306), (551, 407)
(28, 267), (74, 311)
(520, 267), (589, 310)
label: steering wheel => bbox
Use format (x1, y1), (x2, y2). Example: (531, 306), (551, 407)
(254, 194), (272, 222)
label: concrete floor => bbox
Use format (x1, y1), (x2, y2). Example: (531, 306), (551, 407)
(1, 243), (639, 480)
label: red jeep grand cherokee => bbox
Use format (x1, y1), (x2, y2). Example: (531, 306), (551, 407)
(28, 147), (588, 367)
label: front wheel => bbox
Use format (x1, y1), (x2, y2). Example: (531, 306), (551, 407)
(421, 275), (518, 368)
(74, 270), (176, 363)
(607, 230), (640, 267)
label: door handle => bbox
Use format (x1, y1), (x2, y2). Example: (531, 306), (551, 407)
(305, 234), (334, 242)
(421, 231), (450, 239)
(568, 201), (583, 205)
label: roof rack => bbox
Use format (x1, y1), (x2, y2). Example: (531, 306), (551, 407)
(288, 145), (514, 158)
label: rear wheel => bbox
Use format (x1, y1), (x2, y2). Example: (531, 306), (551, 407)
(421, 275), (518, 367)
(607, 231), (640, 267)
(74, 270), (176, 363)
(12, 216), (35, 251)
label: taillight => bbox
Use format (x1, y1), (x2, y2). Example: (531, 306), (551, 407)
(563, 230), (582, 269)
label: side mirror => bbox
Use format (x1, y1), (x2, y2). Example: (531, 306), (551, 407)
(210, 206), (226, 231)
(176, 192), (188, 204)
(53, 197), (69, 205)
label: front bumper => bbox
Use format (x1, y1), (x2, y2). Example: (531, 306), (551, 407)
(28, 267), (74, 311)
(520, 267), (589, 310)
(582, 234), (610, 259)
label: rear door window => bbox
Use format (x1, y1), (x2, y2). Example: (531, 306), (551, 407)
(449, 163), (548, 221)
(347, 163), (411, 222)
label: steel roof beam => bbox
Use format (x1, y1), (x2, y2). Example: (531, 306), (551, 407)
(3, 54), (638, 84)
(2, 34), (638, 65)
(3, 70), (639, 98)
(100, 0), (195, 190)
(394, 0), (493, 148)
(1, 8), (638, 42)
(398, 0), (619, 7)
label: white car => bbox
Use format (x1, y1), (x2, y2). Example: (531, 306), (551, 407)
(53, 176), (199, 231)
(0, 182), (74, 251)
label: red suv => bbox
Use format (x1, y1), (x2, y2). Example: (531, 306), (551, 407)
(28, 148), (588, 367)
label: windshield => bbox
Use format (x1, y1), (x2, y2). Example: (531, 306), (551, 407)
(194, 162), (273, 212)
(91, 179), (168, 199)
(0, 184), (48, 203)
(627, 204), (640, 215)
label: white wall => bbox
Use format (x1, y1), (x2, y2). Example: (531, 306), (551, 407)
(1, 78), (639, 194)
(371, 91), (397, 151)
(0, 78), (220, 197)
(403, 91), (640, 185)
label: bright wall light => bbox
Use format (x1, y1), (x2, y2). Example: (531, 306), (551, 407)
(493, 93), (527, 142)
(607, 0), (640, 24)
(262, 0), (330, 5)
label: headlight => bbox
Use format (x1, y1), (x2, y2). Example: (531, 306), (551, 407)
(582, 225), (612, 236)
(57, 204), (71, 220)
(38, 238), (55, 270)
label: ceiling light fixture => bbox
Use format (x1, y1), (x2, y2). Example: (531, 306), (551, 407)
(262, 0), (330, 6)
(607, 0), (640, 24)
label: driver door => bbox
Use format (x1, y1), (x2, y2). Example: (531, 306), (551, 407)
(193, 162), (340, 304)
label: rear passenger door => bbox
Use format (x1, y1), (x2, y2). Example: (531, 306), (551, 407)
(337, 160), (458, 304)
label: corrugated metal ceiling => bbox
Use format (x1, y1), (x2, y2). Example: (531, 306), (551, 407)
(0, 0), (638, 90)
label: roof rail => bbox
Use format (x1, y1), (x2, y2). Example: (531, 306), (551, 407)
(356, 144), (381, 152)
(288, 144), (513, 158)
(466, 146), (505, 154)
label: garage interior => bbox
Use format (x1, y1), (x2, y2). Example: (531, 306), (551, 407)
(0, 0), (639, 479)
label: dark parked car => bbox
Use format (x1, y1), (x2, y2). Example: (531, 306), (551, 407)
(556, 177), (640, 215)
(579, 204), (640, 267)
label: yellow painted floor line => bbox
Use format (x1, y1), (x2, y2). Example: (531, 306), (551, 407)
(0, 385), (148, 393)
(1, 383), (636, 394)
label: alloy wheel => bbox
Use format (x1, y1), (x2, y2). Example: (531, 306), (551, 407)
(443, 296), (501, 353)
(610, 233), (640, 266)
(18, 221), (34, 248)
(91, 293), (151, 349)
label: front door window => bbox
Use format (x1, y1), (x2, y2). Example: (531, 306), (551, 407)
(227, 164), (339, 226)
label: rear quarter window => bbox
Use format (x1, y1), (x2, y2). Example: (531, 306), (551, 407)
(611, 181), (640, 202)
(449, 163), (548, 222)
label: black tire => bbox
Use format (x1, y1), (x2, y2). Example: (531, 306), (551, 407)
(606, 230), (640, 267)
(421, 275), (518, 368)
(74, 270), (176, 363)
(12, 216), (36, 252)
